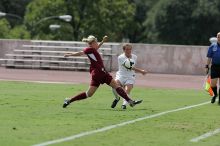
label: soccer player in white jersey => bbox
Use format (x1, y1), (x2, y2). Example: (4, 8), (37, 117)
(111, 43), (147, 109)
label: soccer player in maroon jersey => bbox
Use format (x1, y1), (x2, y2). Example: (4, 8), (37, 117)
(62, 35), (142, 108)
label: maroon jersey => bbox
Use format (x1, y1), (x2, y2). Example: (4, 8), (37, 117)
(83, 47), (105, 72)
(83, 47), (112, 87)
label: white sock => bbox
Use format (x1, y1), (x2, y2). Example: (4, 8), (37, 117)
(122, 94), (130, 105)
(122, 99), (128, 106)
(112, 88), (120, 100)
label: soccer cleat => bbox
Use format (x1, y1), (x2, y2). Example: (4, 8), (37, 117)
(129, 99), (143, 107)
(129, 100), (135, 107)
(211, 96), (217, 104)
(111, 99), (120, 108)
(63, 98), (70, 108)
(121, 105), (126, 109)
(134, 100), (143, 105)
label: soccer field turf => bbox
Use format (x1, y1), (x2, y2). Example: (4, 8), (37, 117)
(0, 81), (219, 146)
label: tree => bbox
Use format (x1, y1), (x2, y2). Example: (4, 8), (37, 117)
(0, 0), (31, 26)
(24, 0), (135, 41)
(0, 19), (10, 38)
(126, 0), (159, 43)
(144, 0), (220, 45)
(145, 0), (196, 44)
(24, 0), (69, 39)
(80, 0), (135, 41)
(191, 0), (220, 45)
(8, 26), (30, 39)
(0, 0), (31, 39)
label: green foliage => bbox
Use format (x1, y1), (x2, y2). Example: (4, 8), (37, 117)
(24, 0), (135, 41)
(127, 0), (159, 43)
(8, 25), (30, 39)
(0, 19), (10, 38)
(0, 0), (31, 39)
(191, 0), (220, 45)
(145, 0), (220, 45)
(0, 19), (30, 39)
(24, 0), (67, 39)
(0, 0), (31, 26)
(87, 0), (135, 41)
(1, 0), (220, 45)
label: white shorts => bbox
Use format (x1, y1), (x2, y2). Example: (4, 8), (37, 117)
(115, 75), (135, 86)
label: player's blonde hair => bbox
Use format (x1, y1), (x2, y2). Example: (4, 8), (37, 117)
(82, 35), (97, 44)
(122, 43), (132, 50)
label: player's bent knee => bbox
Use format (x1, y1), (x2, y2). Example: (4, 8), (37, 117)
(109, 80), (120, 89)
(86, 91), (93, 97)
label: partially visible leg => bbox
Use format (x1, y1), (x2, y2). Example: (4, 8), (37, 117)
(122, 84), (133, 109)
(211, 78), (218, 103)
(112, 88), (120, 100)
(112, 80), (121, 100)
(105, 73), (142, 107)
(109, 79), (142, 107)
(63, 86), (98, 108)
(218, 78), (220, 104)
(109, 79), (131, 102)
(86, 86), (99, 97)
(111, 80), (122, 108)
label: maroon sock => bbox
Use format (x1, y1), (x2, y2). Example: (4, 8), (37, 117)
(69, 92), (87, 103)
(116, 87), (131, 102)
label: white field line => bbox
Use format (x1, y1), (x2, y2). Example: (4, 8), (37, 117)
(190, 128), (220, 142)
(32, 101), (210, 146)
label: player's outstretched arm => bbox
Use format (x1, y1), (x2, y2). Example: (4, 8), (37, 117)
(64, 51), (84, 57)
(132, 67), (148, 75)
(97, 35), (108, 49)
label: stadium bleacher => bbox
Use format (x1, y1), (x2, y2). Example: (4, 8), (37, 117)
(0, 40), (117, 71)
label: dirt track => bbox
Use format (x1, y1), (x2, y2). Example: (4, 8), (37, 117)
(0, 67), (205, 90)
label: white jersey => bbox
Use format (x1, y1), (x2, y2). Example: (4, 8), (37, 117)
(116, 53), (137, 78)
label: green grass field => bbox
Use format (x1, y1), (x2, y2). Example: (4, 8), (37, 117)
(0, 81), (220, 146)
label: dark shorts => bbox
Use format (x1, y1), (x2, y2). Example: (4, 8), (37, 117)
(90, 69), (113, 87)
(211, 64), (220, 79)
